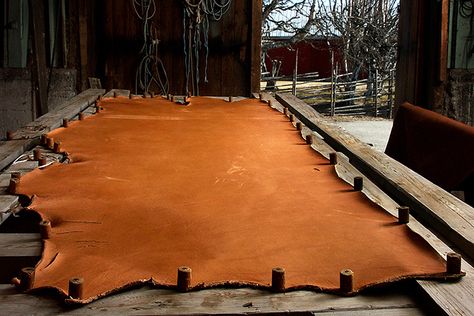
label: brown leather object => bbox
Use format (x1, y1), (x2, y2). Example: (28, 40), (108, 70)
(17, 97), (453, 303)
(385, 103), (474, 205)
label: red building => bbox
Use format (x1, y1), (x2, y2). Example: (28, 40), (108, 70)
(264, 37), (344, 78)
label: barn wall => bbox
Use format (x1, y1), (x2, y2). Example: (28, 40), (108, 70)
(396, 0), (473, 126)
(86, 0), (261, 96)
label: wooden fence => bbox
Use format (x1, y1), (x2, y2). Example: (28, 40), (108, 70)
(262, 69), (396, 118)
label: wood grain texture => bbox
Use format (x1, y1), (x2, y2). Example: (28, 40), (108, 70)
(0, 284), (421, 315)
(0, 234), (42, 257)
(275, 93), (474, 262)
(0, 89), (105, 172)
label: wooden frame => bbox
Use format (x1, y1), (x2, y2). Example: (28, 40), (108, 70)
(0, 91), (473, 314)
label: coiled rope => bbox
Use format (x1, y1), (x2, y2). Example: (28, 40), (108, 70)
(183, 0), (232, 95)
(133, 0), (169, 95)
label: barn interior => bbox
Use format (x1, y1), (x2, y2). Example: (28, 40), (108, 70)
(0, 0), (473, 315)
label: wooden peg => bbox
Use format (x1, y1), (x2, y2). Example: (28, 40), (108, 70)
(68, 277), (84, 299)
(33, 149), (42, 161)
(95, 104), (101, 113)
(113, 91), (117, 98)
(167, 93), (171, 100)
(6, 131), (13, 140)
(46, 137), (54, 150)
(129, 93), (133, 99)
(19, 267), (35, 291)
(229, 96), (233, 102)
(397, 206), (410, 224)
(289, 114), (294, 123)
(8, 178), (19, 194)
(354, 176), (363, 191)
(267, 99), (272, 107)
(79, 113), (85, 121)
(283, 107), (289, 116)
(38, 157), (47, 167)
(271, 267), (285, 292)
(40, 134), (48, 146)
(329, 152), (338, 165)
(296, 122), (302, 131)
(54, 141), (62, 154)
(11, 172), (21, 180)
(446, 253), (462, 274)
(62, 118), (69, 128)
(143, 93), (148, 98)
(305, 135), (313, 145)
(259, 93), (263, 101)
(177, 266), (191, 292)
(150, 91), (155, 98)
(340, 269), (354, 293)
(171, 95), (175, 102)
(39, 220), (51, 239)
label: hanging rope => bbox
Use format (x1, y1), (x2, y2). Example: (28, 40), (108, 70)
(133, 0), (169, 95)
(182, 0), (232, 95)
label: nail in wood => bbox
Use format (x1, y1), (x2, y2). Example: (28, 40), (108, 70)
(68, 277), (84, 299)
(39, 220), (52, 239)
(397, 206), (410, 224)
(271, 267), (285, 292)
(340, 269), (353, 293)
(446, 253), (462, 274)
(354, 176), (363, 191)
(177, 266), (192, 292)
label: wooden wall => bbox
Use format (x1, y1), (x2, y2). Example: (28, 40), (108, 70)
(75, 0), (262, 96)
(395, 0), (447, 113)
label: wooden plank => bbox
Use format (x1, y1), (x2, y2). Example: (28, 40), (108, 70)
(275, 93), (474, 261)
(439, 0), (449, 82)
(250, 0), (262, 95)
(0, 234), (42, 257)
(29, 0), (49, 117)
(0, 195), (19, 226)
(0, 89), (105, 172)
(0, 283), (421, 315)
(103, 89), (131, 98)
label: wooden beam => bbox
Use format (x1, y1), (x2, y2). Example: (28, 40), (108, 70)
(275, 93), (474, 262)
(29, 0), (49, 117)
(439, 0), (449, 82)
(249, 0), (262, 95)
(0, 89), (105, 172)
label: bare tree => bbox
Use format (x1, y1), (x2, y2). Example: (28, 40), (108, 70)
(262, 0), (399, 78)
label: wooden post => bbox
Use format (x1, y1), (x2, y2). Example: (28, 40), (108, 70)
(330, 53), (336, 117)
(68, 277), (84, 299)
(29, 0), (49, 117)
(446, 253), (462, 274)
(373, 69), (379, 117)
(398, 206), (410, 224)
(340, 269), (353, 293)
(19, 267), (35, 291)
(177, 266), (191, 292)
(271, 267), (285, 292)
(388, 69), (394, 119)
(39, 220), (52, 239)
